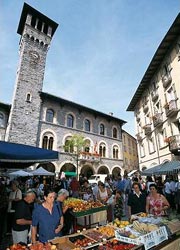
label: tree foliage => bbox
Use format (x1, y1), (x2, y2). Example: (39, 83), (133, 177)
(64, 134), (86, 155)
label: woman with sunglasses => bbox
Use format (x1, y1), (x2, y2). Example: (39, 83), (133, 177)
(146, 183), (170, 216)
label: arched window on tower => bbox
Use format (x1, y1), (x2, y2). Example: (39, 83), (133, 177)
(84, 119), (91, 132)
(99, 143), (106, 157)
(113, 127), (117, 138)
(46, 109), (54, 123)
(42, 134), (54, 150)
(113, 145), (119, 159)
(0, 112), (5, 128)
(26, 93), (32, 102)
(67, 114), (74, 128)
(99, 123), (105, 135)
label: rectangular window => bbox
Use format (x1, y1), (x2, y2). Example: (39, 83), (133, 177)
(148, 137), (155, 154)
(158, 129), (167, 149)
(166, 87), (175, 102)
(140, 144), (145, 158)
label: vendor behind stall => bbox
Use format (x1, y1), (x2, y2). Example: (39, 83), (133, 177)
(128, 182), (146, 217)
(79, 180), (93, 200)
(146, 183), (170, 216)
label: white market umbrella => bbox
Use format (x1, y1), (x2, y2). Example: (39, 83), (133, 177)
(9, 170), (33, 177)
(31, 167), (54, 176)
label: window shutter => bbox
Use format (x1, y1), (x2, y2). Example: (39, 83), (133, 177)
(172, 83), (177, 99)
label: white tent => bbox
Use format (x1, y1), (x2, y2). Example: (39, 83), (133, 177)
(31, 167), (54, 176)
(9, 170), (33, 177)
(128, 170), (138, 177)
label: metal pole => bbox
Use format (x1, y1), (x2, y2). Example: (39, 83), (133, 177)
(76, 153), (79, 180)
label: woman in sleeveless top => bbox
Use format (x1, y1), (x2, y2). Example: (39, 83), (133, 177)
(97, 182), (111, 204)
(146, 183), (169, 216)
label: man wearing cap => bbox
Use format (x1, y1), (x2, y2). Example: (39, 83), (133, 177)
(12, 189), (36, 244)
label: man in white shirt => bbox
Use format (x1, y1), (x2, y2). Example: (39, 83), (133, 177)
(164, 177), (172, 209)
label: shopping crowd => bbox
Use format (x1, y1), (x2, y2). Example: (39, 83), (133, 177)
(0, 172), (180, 246)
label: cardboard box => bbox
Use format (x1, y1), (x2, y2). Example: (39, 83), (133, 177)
(50, 237), (76, 250)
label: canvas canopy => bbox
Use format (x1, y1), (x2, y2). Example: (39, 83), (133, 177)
(141, 161), (180, 175)
(9, 170), (33, 177)
(31, 167), (54, 176)
(0, 141), (59, 168)
(64, 171), (77, 176)
(128, 170), (138, 177)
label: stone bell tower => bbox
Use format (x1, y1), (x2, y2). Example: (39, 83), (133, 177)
(5, 3), (58, 146)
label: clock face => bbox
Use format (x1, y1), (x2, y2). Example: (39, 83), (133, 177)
(29, 50), (40, 64)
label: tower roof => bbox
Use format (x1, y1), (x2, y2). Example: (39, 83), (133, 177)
(17, 2), (58, 37)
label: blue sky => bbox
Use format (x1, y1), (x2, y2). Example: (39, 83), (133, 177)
(0, 0), (179, 136)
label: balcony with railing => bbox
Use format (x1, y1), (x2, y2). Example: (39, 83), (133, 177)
(168, 135), (180, 155)
(152, 113), (163, 128)
(79, 152), (101, 162)
(142, 124), (152, 135)
(162, 74), (172, 88)
(151, 89), (159, 102)
(136, 115), (140, 122)
(164, 100), (178, 117)
(136, 133), (143, 142)
(143, 103), (149, 113)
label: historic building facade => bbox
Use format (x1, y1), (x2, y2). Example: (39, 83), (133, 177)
(122, 130), (138, 171)
(0, 102), (10, 141)
(127, 14), (180, 171)
(0, 3), (132, 177)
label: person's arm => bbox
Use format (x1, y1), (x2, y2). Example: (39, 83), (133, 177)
(55, 216), (64, 234)
(31, 226), (37, 244)
(128, 206), (131, 218)
(15, 189), (22, 201)
(107, 188), (112, 198)
(62, 205), (69, 214)
(16, 218), (32, 225)
(162, 195), (170, 211)
(97, 191), (101, 201)
(146, 197), (150, 214)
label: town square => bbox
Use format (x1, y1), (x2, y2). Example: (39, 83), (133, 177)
(0, 1), (180, 250)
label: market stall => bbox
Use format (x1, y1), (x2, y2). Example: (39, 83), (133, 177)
(0, 141), (59, 169)
(64, 198), (108, 232)
(8, 213), (180, 250)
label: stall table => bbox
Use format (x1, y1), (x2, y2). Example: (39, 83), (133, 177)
(70, 205), (108, 232)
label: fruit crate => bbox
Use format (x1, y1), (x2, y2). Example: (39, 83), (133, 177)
(115, 226), (168, 250)
(68, 233), (98, 249)
(83, 225), (115, 241)
(71, 205), (108, 217)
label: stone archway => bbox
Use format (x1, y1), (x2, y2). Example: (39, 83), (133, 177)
(37, 162), (55, 172)
(80, 165), (94, 179)
(112, 167), (123, 178)
(60, 163), (76, 172)
(97, 166), (109, 174)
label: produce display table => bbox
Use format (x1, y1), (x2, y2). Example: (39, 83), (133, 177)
(70, 205), (108, 232)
